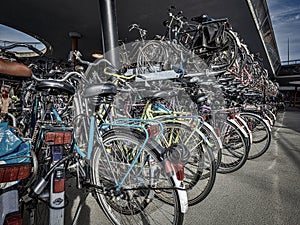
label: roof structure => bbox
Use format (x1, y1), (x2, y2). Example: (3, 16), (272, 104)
(1, 0), (280, 77)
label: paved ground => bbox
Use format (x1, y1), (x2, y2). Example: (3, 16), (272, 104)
(64, 107), (300, 225)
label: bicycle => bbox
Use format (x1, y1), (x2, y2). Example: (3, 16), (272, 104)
(22, 53), (189, 225)
(95, 65), (218, 206)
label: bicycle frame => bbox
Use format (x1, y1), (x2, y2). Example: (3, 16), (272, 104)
(124, 96), (214, 149)
(71, 81), (189, 215)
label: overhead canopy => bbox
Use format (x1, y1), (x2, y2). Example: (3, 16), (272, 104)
(1, 0), (280, 77)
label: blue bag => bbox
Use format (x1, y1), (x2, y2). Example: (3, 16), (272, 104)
(0, 122), (30, 163)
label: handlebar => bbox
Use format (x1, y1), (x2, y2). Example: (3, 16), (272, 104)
(128, 24), (139, 32)
(71, 50), (113, 67)
(31, 71), (84, 82)
(0, 42), (44, 56)
(128, 23), (147, 39)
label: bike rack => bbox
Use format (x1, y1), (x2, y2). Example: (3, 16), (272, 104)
(135, 69), (226, 82)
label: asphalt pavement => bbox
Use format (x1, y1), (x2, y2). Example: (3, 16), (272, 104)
(65, 107), (300, 225)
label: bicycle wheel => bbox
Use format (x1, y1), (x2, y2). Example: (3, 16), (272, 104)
(264, 108), (276, 126)
(234, 115), (252, 154)
(158, 121), (216, 206)
(217, 120), (249, 173)
(208, 30), (238, 70)
(24, 198), (49, 225)
(90, 128), (185, 225)
(136, 41), (167, 74)
(199, 122), (222, 169)
(240, 112), (271, 159)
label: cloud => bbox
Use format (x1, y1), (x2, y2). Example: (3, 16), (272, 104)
(267, 0), (300, 60)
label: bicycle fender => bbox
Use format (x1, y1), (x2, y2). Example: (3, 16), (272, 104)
(235, 114), (253, 144)
(227, 118), (249, 139)
(171, 174), (188, 213)
(202, 122), (223, 149)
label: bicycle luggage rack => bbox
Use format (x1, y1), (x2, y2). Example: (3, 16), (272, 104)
(135, 69), (226, 82)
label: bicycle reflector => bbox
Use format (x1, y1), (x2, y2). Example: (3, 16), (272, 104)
(229, 113), (235, 119)
(53, 169), (65, 193)
(4, 213), (22, 225)
(0, 163), (31, 183)
(45, 131), (72, 145)
(164, 161), (185, 181)
(173, 163), (184, 181)
(146, 124), (160, 139)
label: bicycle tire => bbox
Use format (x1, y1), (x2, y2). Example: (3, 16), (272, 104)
(207, 30), (238, 70)
(234, 115), (252, 154)
(22, 140), (52, 225)
(240, 112), (271, 159)
(90, 128), (185, 225)
(217, 119), (249, 173)
(264, 108), (276, 126)
(199, 122), (222, 169)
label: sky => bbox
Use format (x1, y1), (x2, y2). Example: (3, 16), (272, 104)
(0, 24), (46, 52)
(266, 0), (300, 62)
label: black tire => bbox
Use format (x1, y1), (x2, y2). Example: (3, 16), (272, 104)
(240, 113), (271, 159)
(90, 128), (185, 225)
(22, 138), (51, 225)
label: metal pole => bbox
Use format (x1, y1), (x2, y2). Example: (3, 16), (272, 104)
(98, 0), (120, 68)
(294, 86), (297, 107)
(69, 32), (82, 69)
(288, 38), (290, 64)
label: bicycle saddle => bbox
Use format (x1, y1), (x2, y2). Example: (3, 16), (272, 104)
(83, 83), (117, 98)
(191, 15), (208, 23)
(35, 80), (76, 95)
(0, 58), (32, 78)
(195, 95), (208, 104)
